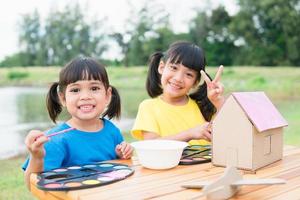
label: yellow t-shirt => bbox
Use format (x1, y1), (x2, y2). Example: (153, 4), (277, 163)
(131, 97), (210, 145)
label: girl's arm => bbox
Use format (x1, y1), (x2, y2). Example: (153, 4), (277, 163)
(24, 130), (49, 190)
(142, 122), (212, 142)
(24, 156), (44, 190)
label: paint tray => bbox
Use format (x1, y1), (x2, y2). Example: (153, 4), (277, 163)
(179, 145), (211, 165)
(36, 162), (134, 191)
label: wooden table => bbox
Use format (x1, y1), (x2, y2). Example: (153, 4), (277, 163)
(30, 145), (300, 200)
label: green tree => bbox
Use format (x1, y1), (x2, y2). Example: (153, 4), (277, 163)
(43, 4), (107, 65)
(144, 27), (177, 54)
(111, 32), (131, 67)
(120, 2), (176, 66)
(231, 0), (300, 66)
(126, 4), (153, 66)
(13, 3), (107, 66)
(0, 53), (26, 67)
(189, 7), (236, 66)
(17, 10), (42, 66)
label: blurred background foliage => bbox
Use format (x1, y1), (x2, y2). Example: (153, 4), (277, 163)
(0, 0), (299, 68)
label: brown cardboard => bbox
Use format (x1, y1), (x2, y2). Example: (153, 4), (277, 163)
(212, 92), (288, 171)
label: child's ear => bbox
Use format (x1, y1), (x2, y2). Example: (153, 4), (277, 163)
(105, 87), (112, 106)
(58, 92), (66, 107)
(158, 61), (165, 75)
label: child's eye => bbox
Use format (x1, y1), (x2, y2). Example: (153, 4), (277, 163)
(186, 73), (195, 78)
(91, 86), (101, 91)
(169, 65), (177, 70)
(70, 88), (80, 93)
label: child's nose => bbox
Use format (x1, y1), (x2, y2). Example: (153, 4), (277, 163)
(174, 71), (184, 81)
(80, 90), (92, 99)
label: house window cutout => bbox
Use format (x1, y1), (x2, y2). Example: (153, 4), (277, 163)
(263, 135), (271, 155)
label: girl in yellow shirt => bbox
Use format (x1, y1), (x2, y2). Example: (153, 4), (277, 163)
(131, 41), (225, 145)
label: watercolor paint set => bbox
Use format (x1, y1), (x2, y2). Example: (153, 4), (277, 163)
(179, 145), (211, 165)
(37, 162), (134, 191)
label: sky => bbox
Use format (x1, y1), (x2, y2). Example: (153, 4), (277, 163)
(0, 0), (238, 61)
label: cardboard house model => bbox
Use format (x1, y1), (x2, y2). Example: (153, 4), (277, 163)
(212, 92), (288, 171)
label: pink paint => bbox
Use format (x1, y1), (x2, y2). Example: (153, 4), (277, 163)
(44, 183), (62, 188)
(102, 170), (132, 179)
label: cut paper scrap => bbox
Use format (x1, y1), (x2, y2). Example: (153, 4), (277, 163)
(182, 166), (285, 199)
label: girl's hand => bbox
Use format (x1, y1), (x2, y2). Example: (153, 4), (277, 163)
(24, 130), (49, 159)
(189, 122), (212, 141)
(115, 142), (133, 159)
(201, 65), (225, 110)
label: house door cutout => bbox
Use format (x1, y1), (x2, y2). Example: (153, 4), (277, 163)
(226, 148), (238, 167)
(264, 135), (272, 155)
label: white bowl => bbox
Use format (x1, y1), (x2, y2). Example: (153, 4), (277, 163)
(131, 140), (188, 170)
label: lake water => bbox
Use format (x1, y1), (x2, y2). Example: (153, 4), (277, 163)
(0, 87), (136, 160)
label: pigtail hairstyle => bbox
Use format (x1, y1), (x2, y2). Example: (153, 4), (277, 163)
(189, 72), (216, 122)
(102, 85), (121, 119)
(146, 52), (164, 97)
(46, 82), (62, 123)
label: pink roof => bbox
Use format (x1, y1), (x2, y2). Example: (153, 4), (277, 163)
(232, 92), (288, 132)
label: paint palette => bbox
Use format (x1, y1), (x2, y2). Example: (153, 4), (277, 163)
(36, 162), (134, 191)
(179, 145), (211, 165)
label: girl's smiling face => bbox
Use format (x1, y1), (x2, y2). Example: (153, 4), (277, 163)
(60, 79), (111, 123)
(158, 61), (198, 104)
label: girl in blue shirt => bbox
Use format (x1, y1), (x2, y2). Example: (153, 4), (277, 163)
(23, 57), (133, 189)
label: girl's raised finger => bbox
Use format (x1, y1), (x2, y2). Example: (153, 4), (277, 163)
(213, 65), (224, 82)
(200, 70), (212, 85)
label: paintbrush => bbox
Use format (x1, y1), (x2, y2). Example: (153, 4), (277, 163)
(181, 148), (211, 159)
(35, 127), (76, 141)
(47, 127), (76, 138)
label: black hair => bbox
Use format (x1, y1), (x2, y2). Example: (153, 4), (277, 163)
(146, 41), (216, 121)
(46, 57), (121, 123)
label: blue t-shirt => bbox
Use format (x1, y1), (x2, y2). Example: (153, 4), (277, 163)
(22, 119), (123, 171)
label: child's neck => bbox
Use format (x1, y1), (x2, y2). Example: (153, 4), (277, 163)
(67, 118), (103, 132)
(160, 94), (189, 106)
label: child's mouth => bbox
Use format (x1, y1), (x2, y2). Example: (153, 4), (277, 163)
(169, 82), (182, 90)
(78, 104), (95, 112)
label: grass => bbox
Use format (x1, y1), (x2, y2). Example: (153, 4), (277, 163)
(0, 67), (60, 86)
(0, 66), (300, 199)
(0, 156), (34, 200)
(1, 66), (300, 99)
(276, 100), (300, 145)
(0, 66), (149, 88)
